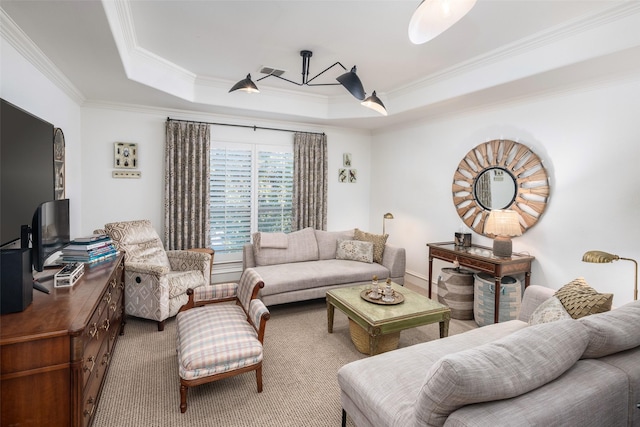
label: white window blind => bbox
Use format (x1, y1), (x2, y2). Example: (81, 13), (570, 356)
(210, 144), (293, 254)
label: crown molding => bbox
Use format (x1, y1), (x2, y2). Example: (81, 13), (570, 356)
(0, 8), (85, 104)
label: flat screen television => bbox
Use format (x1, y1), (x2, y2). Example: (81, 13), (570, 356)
(0, 98), (55, 247)
(31, 199), (70, 272)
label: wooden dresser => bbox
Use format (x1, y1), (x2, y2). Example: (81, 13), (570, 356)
(1, 254), (125, 427)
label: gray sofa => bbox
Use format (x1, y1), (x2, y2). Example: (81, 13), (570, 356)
(338, 285), (640, 427)
(242, 227), (406, 306)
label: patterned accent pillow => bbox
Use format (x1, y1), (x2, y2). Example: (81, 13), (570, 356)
(336, 240), (373, 263)
(554, 277), (613, 319)
(354, 228), (388, 264)
(528, 296), (572, 325)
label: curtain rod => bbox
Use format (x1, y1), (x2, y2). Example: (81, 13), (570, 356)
(166, 117), (325, 136)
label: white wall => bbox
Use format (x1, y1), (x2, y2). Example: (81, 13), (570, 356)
(371, 77), (640, 306)
(0, 37), (83, 239)
(80, 104), (373, 244)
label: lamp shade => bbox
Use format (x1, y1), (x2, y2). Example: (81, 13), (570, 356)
(582, 251), (620, 263)
(336, 66), (366, 100)
(582, 250), (638, 301)
(484, 210), (522, 237)
(383, 212), (394, 220)
(361, 91), (388, 116)
(408, 0), (477, 44)
(229, 74), (259, 93)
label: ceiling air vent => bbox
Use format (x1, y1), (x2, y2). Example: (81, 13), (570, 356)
(259, 66), (286, 77)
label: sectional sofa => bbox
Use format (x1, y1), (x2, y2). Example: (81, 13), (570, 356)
(242, 227), (406, 306)
(338, 284), (640, 426)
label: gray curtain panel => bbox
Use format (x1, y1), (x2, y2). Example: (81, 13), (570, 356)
(164, 120), (211, 250)
(293, 132), (328, 231)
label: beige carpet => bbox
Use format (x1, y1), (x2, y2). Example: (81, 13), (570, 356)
(93, 293), (476, 427)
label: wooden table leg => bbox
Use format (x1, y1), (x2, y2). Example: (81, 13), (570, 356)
(327, 301), (335, 333)
(439, 312), (451, 338)
(493, 276), (502, 324)
(428, 254), (434, 299)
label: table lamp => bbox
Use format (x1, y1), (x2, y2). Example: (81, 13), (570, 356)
(484, 210), (522, 257)
(582, 250), (638, 301)
(383, 213), (394, 235)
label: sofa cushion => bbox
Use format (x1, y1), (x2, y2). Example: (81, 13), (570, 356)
(555, 277), (613, 319)
(253, 227), (319, 266)
(336, 240), (373, 263)
(579, 299), (640, 358)
(254, 259), (390, 298)
(414, 319), (589, 427)
(338, 320), (528, 427)
(354, 228), (388, 264)
(528, 296), (572, 325)
(254, 231), (288, 249)
(315, 229), (354, 260)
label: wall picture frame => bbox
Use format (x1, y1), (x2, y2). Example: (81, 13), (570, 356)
(343, 153), (352, 167)
(338, 168), (347, 183)
(114, 142), (138, 169)
(348, 169), (357, 183)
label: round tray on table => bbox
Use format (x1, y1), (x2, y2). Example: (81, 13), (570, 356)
(360, 289), (405, 305)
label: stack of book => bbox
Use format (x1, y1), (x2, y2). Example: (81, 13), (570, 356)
(61, 234), (118, 263)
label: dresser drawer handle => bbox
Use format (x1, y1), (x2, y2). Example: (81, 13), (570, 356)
(83, 356), (96, 373)
(110, 278), (117, 289)
(109, 302), (117, 313)
(101, 318), (110, 333)
(102, 351), (111, 367)
(83, 397), (95, 417)
(88, 323), (99, 339)
(104, 292), (112, 304)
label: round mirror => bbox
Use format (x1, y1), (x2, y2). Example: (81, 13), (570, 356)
(474, 167), (517, 210)
(452, 139), (550, 235)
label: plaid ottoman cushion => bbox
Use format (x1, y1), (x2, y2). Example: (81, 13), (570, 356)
(177, 304), (262, 380)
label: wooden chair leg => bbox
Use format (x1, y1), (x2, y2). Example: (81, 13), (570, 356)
(157, 320), (165, 331)
(256, 365), (263, 393)
(180, 384), (188, 413)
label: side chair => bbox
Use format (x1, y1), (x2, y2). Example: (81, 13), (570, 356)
(176, 268), (270, 413)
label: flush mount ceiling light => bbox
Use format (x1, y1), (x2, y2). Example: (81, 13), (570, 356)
(229, 50), (387, 115)
(408, 0), (477, 44)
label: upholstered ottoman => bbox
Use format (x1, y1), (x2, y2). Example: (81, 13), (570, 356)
(175, 269), (269, 413)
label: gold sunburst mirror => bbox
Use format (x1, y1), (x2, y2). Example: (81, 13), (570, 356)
(452, 139), (550, 235)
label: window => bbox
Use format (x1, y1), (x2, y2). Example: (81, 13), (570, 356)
(210, 143), (293, 255)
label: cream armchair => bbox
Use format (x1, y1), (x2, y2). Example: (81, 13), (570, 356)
(99, 220), (212, 331)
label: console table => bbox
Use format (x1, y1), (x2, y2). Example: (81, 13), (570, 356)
(1, 254), (125, 427)
(427, 242), (534, 323)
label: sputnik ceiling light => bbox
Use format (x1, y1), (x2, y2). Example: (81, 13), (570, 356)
(229, 50), (387, 116)
(408, 0), (477, 44)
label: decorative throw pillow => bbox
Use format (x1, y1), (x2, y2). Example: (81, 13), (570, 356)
(528, 296), (572, 325)
(579, 299), (640, 359)
(554, 277), (613, 319)
(336, 240), (373, 263)
(354, 228), (388, 264)
(414, 320), (589, 427)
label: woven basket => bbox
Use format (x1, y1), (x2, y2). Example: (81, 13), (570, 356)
(348, 319), (400, 355)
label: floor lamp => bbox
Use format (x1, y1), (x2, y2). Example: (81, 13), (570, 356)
(383, 213), (393, 235)
(582, 250), (638, 301)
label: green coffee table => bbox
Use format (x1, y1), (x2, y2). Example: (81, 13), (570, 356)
(326, 283), (451, 355)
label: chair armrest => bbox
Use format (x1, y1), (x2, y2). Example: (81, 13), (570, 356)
(194, 283), (238, 303)
(178, 283), (239, 313)
(242, 243), (256, 269)
(380, 245), (406, 280)
(249, 299), (270, 343)
(237, 268), (265, 310)
(125, 262), (170, 277)
(167, 250), (211, 276)
(187, 248), (214, 274)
